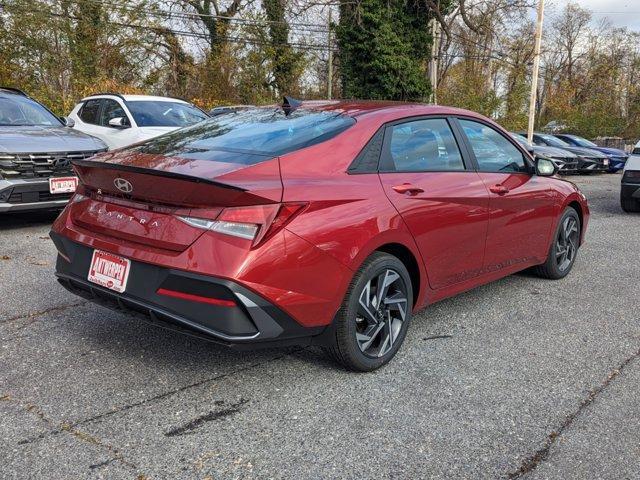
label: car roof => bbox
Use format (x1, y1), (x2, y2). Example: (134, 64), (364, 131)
(0, 87), (29, 97)
(276, 100), (490, 122)
(556, 133), (579, 138)
(81, 93), (190, 104)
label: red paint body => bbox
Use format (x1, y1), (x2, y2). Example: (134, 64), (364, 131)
(51, 102), (589, 334)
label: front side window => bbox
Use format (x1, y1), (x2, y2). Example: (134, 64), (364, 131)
(127, 101), (208, 127)
(387, 118), (464, 172)
(460, 120), (528, 173)
(79, 99), (101, 125)
(0, 95), (62, 127)
(132, 107), (356, 164)
(99, 99), (129, 127)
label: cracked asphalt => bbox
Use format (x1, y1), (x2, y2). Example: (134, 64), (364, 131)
(1, 173), (639, 479)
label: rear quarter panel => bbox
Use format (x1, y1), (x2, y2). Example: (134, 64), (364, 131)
(279, 115), (429, 310)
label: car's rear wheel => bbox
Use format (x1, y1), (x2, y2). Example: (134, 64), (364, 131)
(534, 207), (581, 280)
(325, 252), (413, 371)
(621, 196), (640, 213)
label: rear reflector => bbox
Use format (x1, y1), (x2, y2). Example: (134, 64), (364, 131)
(157, 288), (236, 307)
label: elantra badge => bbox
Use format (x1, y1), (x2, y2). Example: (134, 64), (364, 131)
(114, 178), (133, 193)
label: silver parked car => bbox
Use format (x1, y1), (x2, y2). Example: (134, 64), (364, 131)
(0, 88), (106, 213)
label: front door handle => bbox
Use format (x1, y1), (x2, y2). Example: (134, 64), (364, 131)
(489, 184), (510, 195)
(392, 183), (424, 195)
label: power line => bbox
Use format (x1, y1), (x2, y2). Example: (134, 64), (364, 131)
(6, 6), (336, 52)
(32, 0), (331, 32)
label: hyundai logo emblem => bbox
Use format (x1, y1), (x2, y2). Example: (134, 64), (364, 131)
(114, 177), (133, 193)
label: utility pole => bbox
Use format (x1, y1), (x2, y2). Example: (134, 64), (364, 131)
(527, 0), (545, 143)
(327, 9), (333, 100)
(429, 18), (439, 104)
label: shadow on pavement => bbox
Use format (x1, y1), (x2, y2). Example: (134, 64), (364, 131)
(0, 209), (61, 231)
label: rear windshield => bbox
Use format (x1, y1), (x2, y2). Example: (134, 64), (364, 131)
(132, 108), (356, 163)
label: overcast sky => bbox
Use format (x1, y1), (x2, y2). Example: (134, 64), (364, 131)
(547, 1), (640, 31)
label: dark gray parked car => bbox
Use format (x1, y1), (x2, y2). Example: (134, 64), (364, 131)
(510, 133), (579, 174)
(0, 88), (106, 213)
(516, 132), (609, 173)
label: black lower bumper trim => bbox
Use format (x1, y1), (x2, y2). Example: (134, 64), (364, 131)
(51, 233), (325, 347)
(621, 183), (640, 200)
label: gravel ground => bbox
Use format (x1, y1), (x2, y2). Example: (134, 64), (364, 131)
(1, 173), (638, 479)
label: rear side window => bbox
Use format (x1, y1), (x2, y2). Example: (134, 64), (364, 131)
(79, 100), (101, 125)
(385, 118), (464, 172)
(460, 120), (527, 173)
(133, 108), (356, 164)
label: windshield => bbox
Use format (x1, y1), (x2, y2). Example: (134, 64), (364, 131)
(127, 101), (208, 127)
(133, 108), (356, 163)
(0, 95), (62, 126)
(568, 135), (597, 148)
(538, 134), (570, 148)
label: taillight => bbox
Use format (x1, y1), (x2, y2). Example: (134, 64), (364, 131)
(178, 202), (306, 246)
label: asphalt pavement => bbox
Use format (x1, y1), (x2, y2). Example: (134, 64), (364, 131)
(1, 173), (638, 479)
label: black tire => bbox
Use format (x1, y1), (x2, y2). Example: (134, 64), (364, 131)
(325, 252), (413, 372)
(533, 207), (581, 280)
(621, 196), (640, 213)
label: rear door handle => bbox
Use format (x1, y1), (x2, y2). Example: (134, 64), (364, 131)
(392, 183), (424, 195)
(489, 184), (510, 195)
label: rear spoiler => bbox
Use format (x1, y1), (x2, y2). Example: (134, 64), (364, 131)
(72, 159), (246, 192)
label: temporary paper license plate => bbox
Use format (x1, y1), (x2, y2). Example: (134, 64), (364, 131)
(49, 176), (78, 194)
(88, 250), (131, 293)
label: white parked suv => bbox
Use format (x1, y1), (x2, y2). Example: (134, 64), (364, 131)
(68, 94), (209, 149)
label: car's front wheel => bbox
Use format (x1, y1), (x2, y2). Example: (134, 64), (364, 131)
(326, 252), (413, 371)
(534, 206), (581, 280)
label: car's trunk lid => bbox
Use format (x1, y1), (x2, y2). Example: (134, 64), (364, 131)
(69, 151), (282, 251)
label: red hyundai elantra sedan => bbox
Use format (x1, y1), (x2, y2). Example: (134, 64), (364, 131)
(50, 100), (589, 371)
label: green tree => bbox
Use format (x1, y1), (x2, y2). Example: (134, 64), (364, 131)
(337, 0), (433, 101)
(262, 0), (302, 96)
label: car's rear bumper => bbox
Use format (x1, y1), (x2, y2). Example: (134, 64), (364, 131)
(51, 233), (326, 348)
(621, 182), (640, 200)
(0, 178), (72, 213)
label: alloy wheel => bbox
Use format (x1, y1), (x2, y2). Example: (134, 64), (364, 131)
(355, 269), (409, 358)
(556, 216), (579, 272)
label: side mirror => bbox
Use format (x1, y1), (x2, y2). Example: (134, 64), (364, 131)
(535, 157), (558, 177)
(108, 117), (129, 129)
(61, 116), (75, 128)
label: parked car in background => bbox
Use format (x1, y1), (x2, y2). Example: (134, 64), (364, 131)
(554, 134), (628, 172)
(510, 133), (578, 174)
(0, 87), (106, 213)
(68, 94), (209, 150)
(51, 101), (589, 371)
(209, 105), (254, 117)
(517, 132), (609, 174)
(631, 140), (640, 155)
(621, 154), (640, 212)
